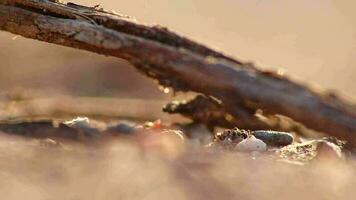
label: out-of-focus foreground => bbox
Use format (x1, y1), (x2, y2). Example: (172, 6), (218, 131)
(0, 122), (355, 200)
(0, 0), (356, 200)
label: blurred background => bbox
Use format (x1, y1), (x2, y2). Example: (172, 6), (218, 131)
(0, 0), (355, 99)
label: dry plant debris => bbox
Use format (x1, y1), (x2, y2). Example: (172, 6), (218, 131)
(0, 116), (345, 163)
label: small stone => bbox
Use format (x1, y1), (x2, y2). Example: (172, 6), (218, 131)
(63, 117), (90, 128)
(315, 140), (344, 160)
(62, 117), (101, 138)
(235, 135), (267, 152)
(137, 129), (185, 159)
(106, 122), (137, 135)
(252, 130), (293, 147)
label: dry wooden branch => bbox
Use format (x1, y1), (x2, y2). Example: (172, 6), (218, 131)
(1, 0), (356, 146)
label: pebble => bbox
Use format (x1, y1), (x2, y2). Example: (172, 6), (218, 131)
(235, 135), (267, 152)
(252, 130), (293, 147)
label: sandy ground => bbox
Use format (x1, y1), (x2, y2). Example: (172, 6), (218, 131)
(0, 130), (356, 200)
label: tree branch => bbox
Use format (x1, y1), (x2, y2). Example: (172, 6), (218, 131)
(1, 0), (356, 146)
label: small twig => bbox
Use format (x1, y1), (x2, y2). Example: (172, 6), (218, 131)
(163, 95), (318, 137)
(163, 95), (273, 130)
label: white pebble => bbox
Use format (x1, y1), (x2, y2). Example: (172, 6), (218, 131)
(63, 117), (90, 128)
(235, 135), (267, 152)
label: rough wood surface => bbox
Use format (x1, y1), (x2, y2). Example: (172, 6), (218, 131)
(163, 95), (316, 138)
(1, 0), (356, 146)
